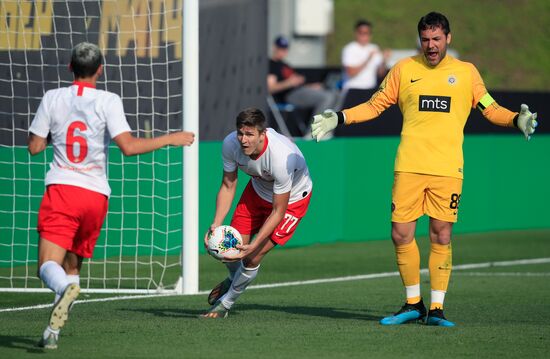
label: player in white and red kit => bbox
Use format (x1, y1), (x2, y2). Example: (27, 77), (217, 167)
(28, 42), (194, 349)
(202, 108), (313, 318)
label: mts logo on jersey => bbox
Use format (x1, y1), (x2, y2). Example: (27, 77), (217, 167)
(419, 95), (451, 113)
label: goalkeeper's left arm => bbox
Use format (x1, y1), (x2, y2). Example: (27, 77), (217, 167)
(477, 93), (538, 141)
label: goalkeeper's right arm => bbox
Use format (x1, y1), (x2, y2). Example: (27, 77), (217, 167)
(311, 63), (399, 142)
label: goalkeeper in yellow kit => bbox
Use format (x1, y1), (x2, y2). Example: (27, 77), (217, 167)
(311, 12), (538, 327)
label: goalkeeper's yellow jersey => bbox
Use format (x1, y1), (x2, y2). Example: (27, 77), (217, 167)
(343, 54), (517, 179)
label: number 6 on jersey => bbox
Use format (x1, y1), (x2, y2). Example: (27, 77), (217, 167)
(66, 121), (88, 163)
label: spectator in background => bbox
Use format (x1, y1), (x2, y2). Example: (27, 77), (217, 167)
(268, 36), (337, 135)
(341, 19), (390, 92)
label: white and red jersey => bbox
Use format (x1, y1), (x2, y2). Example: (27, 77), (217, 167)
(222, 128), (313, 204)
(29, 82), (131, 197)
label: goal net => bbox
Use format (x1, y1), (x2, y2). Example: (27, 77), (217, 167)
(0, 0), (190, 293)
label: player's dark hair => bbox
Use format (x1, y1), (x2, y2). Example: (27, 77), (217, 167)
(417, 12), (450, 36)
(355, 19), (372, 30)
(236, 108), (267, 132)
(70, 42), (103, 78)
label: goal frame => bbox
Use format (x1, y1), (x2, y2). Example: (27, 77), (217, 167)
(0, 0), (199, 295)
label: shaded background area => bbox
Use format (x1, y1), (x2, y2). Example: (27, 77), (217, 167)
(0, 0), (267, 145)
(199, 0), (267, 140)
(325, 0), (550, 91)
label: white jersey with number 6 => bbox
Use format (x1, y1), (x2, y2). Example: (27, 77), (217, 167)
(222, 128), (313, 204)
(29, 82), (131, 197)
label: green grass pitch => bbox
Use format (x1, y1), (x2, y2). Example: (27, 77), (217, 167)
(1, 229), (549, 358)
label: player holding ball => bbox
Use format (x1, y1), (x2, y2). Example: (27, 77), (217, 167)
(202, 107), (313, 318)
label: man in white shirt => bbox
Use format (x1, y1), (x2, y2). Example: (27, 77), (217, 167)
(341, 19), (389, 91)
(202, 108), (313, 318)
(28, 42), (195, 349)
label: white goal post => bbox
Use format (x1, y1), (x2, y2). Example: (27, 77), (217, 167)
(0, 0), (198, 294)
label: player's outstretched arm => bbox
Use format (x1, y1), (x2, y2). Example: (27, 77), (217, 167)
(311, 64), (399, 141)
(113, 130), (195, 156)
(311, 74), (397, 142)
(516, 104), (538, 141)
(27, 133), (48, 155)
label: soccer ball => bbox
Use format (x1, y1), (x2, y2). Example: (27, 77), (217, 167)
(207, 225), (242, 260)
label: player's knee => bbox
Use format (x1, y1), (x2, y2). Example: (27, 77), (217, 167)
(429, 227), (452, 244)
(391, 228), (414, 245)
(431, 233), (451, 245)
(429, 227), (451, 244)
(429, 219), (453, 245)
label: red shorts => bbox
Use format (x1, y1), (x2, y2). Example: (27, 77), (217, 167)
(37, 184), (108, 258)
(230, 182), (311, 245)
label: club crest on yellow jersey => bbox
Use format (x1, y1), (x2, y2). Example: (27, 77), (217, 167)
(448, 75), (457, 85)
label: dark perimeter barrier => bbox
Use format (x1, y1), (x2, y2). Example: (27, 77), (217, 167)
(0, 0), (268, 146)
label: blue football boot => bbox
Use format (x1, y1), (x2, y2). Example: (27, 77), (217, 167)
(380, 299), (427, 325)
(426, 308), (455, 327)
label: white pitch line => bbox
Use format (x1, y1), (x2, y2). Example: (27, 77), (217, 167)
(453, 272), (550, 277)
(2, 257), (550, 313)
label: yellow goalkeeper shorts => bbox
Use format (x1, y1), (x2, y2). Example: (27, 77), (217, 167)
(391, 172), (463, 223)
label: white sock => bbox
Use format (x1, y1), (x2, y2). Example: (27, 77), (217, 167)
(225, 261), (242, 281)
(42, 326), (60, 341)
(405, 284), (421, 300)
(39, 261), (69, 297)
(221, 263), (260, 309)
(431, 289), (446, 307)
(54, 274), (80, 304)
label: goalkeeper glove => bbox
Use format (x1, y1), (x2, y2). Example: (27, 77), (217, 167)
(517, 104), (538, 141)
(311, 110), (339, 142)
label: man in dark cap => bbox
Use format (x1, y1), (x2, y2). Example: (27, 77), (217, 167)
(268, 36), (337, 136)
